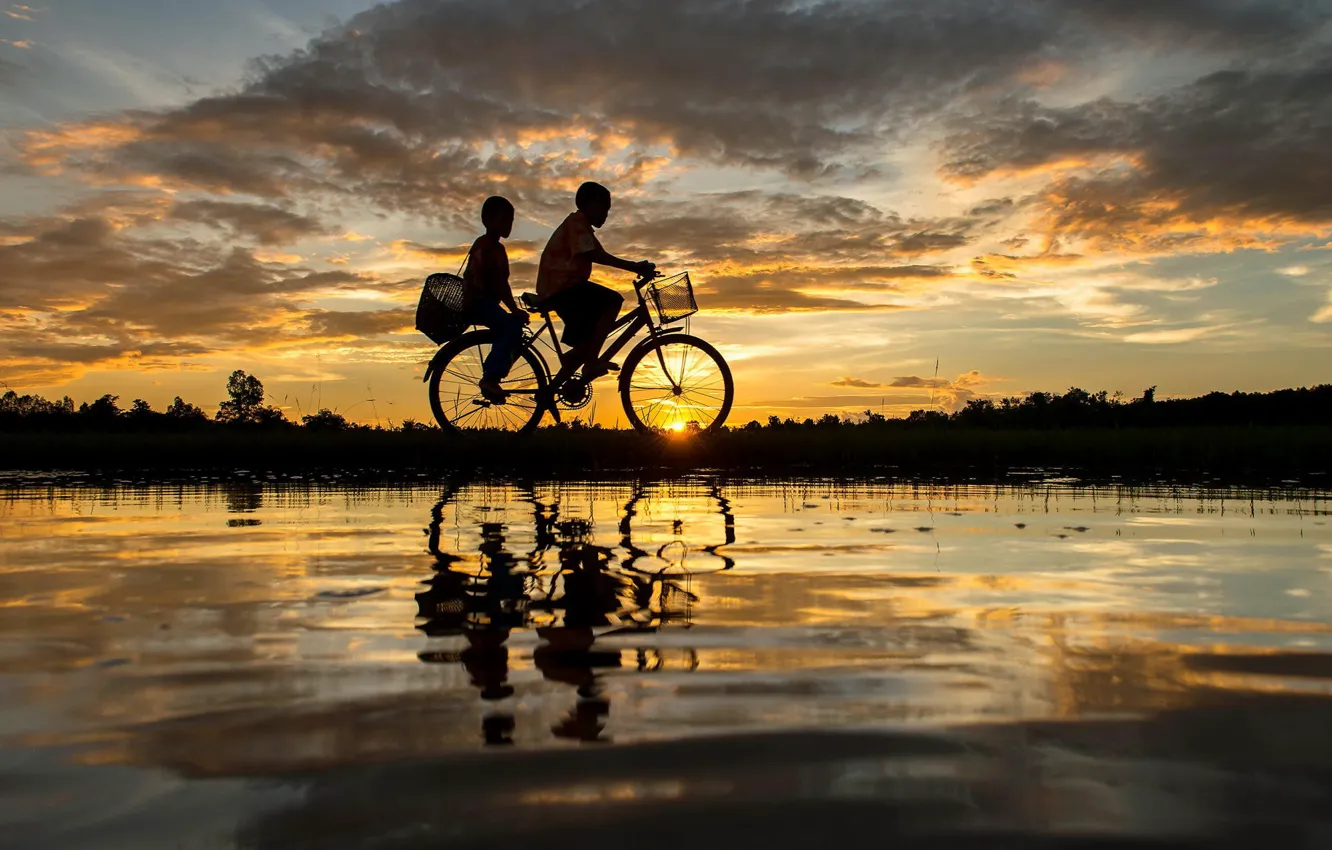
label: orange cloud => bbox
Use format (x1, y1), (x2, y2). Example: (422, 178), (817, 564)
(1312, 292), (1332, 324)
(1014, 59), (1070, 88)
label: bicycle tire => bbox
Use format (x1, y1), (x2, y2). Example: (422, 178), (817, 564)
(619, 334), (734, 434)
(428, 329), (549, 433)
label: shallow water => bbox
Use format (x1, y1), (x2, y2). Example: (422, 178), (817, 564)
(3, 476), (1332, 848)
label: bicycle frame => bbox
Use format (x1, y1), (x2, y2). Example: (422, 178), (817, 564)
(512, 276), (685, 397)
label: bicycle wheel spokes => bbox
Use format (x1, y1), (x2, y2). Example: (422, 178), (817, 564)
(624, 337), (732, 433)
(431, 332), (545, 432)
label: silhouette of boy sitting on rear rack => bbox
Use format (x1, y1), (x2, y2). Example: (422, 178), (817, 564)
(464, 196), (529, 402)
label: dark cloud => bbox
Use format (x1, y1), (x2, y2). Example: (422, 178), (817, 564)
(305, 308), (414, 338)
(615, 191), (979, 265)
(832, 375), (950, 389)
(1054, 0), (1322, 47)
(831, 377), (885, 389)
(0, 211), (395, 381)
(942, 59), (1332, 249)
(7, 340), (212, 365)
(0, 56), (23, 85)
(18, 0), (1328, 250)
(531, 189), (981, 312)
(169, 200), (330, 246)
(826, 371), (987, 410)
(35, 0), (1315, 211)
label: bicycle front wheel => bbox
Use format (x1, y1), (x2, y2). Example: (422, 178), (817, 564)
(620, 334), (734, 434)
(428, 329), (548, 433)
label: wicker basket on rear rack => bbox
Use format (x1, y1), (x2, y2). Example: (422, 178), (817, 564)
(645, 272), (698, 325)
(415, 272), (469, 345)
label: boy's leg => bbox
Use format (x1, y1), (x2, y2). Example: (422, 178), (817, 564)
(583, 286), (623, 378)
(474, 303), (518, 400)
(550, 288), (596, 385)
(544, 284), (622, 407)
(481, 309), (522, 382)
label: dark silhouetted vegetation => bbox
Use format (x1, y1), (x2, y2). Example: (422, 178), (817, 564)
(2, 377), (1329, 478)
(2, 371), (329, 434)
(737, 385), (1332, 431)
(3, 424), (1329, 481)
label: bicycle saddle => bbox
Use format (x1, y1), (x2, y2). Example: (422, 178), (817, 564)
(519, 292), (549, 314)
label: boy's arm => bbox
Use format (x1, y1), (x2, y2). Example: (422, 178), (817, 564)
(584, 247), (654, 276)
(490, 246), (526, 318)
(498, 280), (525, 318)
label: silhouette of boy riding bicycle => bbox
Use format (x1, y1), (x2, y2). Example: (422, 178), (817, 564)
(418, 182), (734, 434)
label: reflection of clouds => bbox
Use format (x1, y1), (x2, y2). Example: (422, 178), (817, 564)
(1, 479), (1330, 778)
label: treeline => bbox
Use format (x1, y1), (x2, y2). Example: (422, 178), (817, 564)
(0, 371), (434, 434)
(3, 376), (1329, 434)
(740, 385), (1332, 431)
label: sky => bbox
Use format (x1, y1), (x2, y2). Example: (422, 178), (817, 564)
(2, 0), (1331, 426)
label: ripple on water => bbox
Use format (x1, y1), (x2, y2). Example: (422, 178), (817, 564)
(1, 477), (1331, 846)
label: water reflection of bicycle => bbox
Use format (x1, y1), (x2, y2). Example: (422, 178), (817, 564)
(415, 482), (734, 744)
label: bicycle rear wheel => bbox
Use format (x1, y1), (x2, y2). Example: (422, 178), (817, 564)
(620, 334), (733, 434)
(428, 329), (548, 433)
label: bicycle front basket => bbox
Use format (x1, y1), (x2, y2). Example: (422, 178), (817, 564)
(415, 272), (468, 345)
(646, 272), (698, 324)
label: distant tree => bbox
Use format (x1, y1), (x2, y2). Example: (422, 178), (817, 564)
(905, 409), (949, 426)
(1, 391), (73, 419)
(216, 371), (287, 425)
(217, 371), (265, 423)
(166, 396), (208, 424)
(742, 419), (762, 431)
(301, 408), (350, 431)
(252, 405), (290, 427)
(80, 394), (121, 421)
(129, 399), (155, 417)
(766, 415), (783, 429)
(816, 413), (841, 428)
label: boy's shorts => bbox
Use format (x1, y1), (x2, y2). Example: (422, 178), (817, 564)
(546, 281), (623, 346)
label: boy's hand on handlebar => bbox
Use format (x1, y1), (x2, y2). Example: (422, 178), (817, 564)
(633, 261), (657, 278)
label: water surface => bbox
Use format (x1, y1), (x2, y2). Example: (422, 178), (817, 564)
(3, 476), (1331, 848)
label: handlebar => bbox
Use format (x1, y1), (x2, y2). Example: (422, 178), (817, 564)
(634, 267), (662, 287)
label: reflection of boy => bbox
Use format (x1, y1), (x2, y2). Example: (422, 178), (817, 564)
(536, 182), (654, 391)
(464, 196), (530, 402)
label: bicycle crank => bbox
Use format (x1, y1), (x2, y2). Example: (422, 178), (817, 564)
(558, 375), (594, 410)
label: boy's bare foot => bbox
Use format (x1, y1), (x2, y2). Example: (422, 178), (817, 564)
(478, 378), (507, 403)
(582, 359), (619, 381)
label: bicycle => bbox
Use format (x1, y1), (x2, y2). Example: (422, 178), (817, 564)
(422, 271), (734, 434)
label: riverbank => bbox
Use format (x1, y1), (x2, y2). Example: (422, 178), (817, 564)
(5, 425), (1330, 481)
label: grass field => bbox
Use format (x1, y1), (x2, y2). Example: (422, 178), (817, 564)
(5, 426), (1331, 482)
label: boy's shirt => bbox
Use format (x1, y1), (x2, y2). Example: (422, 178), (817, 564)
(463, 233), (509, 307)
(536, 211), (602, 298)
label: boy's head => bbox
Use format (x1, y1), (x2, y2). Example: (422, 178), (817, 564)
(575, 181), (611, 228)
(481, 195), (514, 238)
